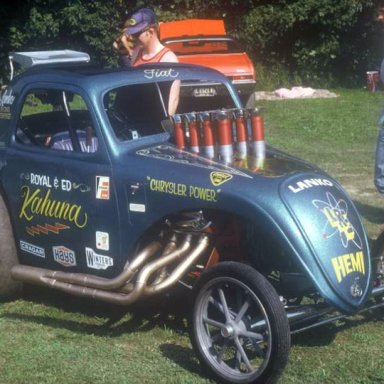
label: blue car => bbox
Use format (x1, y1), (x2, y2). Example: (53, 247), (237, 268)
(0, 50), (383, 384)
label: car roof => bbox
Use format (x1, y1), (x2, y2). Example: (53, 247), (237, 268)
(10, 62), (232, 94)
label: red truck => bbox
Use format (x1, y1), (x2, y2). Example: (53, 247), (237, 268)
(160, 19), (256, 104)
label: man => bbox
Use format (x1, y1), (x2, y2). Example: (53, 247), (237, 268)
(375, 2), (384, 192)
(125, 8), (180, 115)
(378, 5), (384, 22)
(113, 26), (134, 67)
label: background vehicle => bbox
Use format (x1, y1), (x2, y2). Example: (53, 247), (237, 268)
(0, 51), (383, 384)
(160, 19), (256, 105)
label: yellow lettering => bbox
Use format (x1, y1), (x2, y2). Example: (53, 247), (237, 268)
(350, 251), (365, 275)
(331, 251), (366, 283)
(343, 254), (353, 274)
(19, 186), (88, 229)
(331, 257), (346, 283)
(149, 178), (215, 200)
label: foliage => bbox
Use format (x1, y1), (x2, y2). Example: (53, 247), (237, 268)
(0, 0), (383, 87)
(237, 0), (383, 87)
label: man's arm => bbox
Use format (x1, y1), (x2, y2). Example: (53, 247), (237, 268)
(161, 51), (180, 116)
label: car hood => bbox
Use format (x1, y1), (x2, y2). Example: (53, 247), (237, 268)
(130, 143), (371, 313)
(133, 143), (314, 178)
(177, 53), (254, 78)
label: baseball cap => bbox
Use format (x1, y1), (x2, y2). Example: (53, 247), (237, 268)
(125, 8), (157, 35)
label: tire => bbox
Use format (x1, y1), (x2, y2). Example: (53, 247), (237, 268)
(189, 262), (290, 384)
(0, 196), (22, 299)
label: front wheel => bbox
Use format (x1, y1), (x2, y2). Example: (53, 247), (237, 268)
(189, 262), (290, 384)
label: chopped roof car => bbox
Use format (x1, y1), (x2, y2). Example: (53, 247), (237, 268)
(0, 51), (382, 384)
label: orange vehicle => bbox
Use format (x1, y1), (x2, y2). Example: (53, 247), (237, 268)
(160, 19), (256, 104)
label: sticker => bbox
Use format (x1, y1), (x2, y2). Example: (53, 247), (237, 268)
(26, 223), (70, 236)
(20, 240), (45, 258)
(210, 172), (232, 186)
(148, 176), (218, 202)
(96, 231), (109, 251)
(350, 278), (363, 297)
(136, 145), (252, 178)
(19, 186), (88, 229)
(129, 203), (146, 213)
(0, 89), (15, 106)
(30, 173), (52, 188)
(331, 251), (365, 283)
(193, 87), (217, 98)
(0, 106), (11, 119)
(53, 246), (76, 267)
(313, 192), (362, 249)
(96, 176), (110, 200)
(288, 178), (333, 193)
(143, 68), (179, 80)
(86, 247), (113, 270)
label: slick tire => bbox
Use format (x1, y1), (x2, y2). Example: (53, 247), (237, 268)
(0, 195), (22, 299)
(189, 261), (290, 384)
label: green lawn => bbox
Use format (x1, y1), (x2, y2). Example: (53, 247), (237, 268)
(0, 89), (384, 384)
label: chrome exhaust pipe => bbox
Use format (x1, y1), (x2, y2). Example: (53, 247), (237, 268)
(11, 234), (209, 306)
(12, 240), (163, 291)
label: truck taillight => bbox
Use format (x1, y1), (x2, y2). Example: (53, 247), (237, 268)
(231, 74), (255, 82)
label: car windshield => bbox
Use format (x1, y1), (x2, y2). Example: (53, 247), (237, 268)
(103, 79), (236, 141)
(164, 38), (243, 56)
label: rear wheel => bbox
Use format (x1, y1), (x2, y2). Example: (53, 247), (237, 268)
(0, 196), (21, 299)
(189, 262), (290, 384)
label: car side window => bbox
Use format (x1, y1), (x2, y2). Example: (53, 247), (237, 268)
(16, 88), (98, 153)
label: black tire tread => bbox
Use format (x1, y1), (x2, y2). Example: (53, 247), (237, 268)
(190, 261), (290, 384)
(0, 195), (21, 299)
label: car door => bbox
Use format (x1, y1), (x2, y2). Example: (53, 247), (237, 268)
(2, 84), (122, 277)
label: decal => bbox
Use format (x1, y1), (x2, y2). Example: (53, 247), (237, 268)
(136, 145), (252, 178)
(96, 231), (109, 251)
(149, 178), (187, 197)
(193, 87), (217, 98)
(350, 278), (363, 297)
(0, 89), (15, 106)
(30, 173), (52, 188)
(53, 246), (76, 267)
(86, 247), (113, 270)
(96, 176), (110, 200)
(210, 172), (232, 186)
(331, 251), (365, 283)
(0, 106), (11, 119)
(20, 240), (45, 258)
(26, 222), (70, 236)
(19, 186), (88, 229)
(129, 203), (146, 213)
(312, 192), (362, 249)
(143, 68), (179, 80)
(288, 178), (333, 193)
(148, 177), (218, 202)
(72, 183), (91, 193)
(23, 172), (90, 193)
(130, 183), (140, 194)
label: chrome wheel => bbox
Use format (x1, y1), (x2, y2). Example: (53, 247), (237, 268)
(190, 262), (290, 384)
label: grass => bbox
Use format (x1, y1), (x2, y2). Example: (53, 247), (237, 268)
(1, 89), (384, 384)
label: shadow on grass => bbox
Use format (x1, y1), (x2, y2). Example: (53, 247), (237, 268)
(292, 306), (384, 347)
(354, 200), (384, 227)
(159, 344), (208, 380)
(1, 284), (190, 337)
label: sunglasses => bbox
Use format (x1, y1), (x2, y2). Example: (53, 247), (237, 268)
(131, 28), (150, 40)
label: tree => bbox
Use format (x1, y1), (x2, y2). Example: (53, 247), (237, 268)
(0, 0), (382, 87)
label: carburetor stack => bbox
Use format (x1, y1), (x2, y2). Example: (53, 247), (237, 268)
(171, 108), (266, 170)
